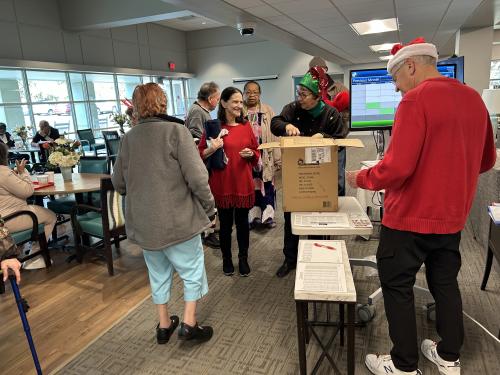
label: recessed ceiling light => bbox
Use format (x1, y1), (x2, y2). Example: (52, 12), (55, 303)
(369, 42), (398, 52)
(379, 55), (392, 61)
(202, 21), (207, 25)
(350, 18), (398, 35)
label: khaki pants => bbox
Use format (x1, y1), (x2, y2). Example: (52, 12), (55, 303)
(4, 205), (57, 241)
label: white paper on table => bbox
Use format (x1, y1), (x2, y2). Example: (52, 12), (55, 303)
(298, 240), (343, 263)
(349, 213), (372, 228)
(294, 212), (349, 227)
(296, 263), (347, 293)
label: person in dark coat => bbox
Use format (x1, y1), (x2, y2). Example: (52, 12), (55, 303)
(271, 71), (348, 278)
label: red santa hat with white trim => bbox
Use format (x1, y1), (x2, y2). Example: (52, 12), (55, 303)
(387, 37), (438, 75)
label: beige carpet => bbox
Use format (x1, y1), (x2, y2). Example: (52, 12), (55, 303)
(56, 136), (500, 374)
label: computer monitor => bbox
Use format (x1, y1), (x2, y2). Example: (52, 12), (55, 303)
(349, 64), (459, 131)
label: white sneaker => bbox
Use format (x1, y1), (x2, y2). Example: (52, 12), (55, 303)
(421, 339), (461, 374)
(365, 354), (422, 374)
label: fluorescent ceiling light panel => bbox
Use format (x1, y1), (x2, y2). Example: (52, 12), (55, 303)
(369, 42), (397, 52)
(379, 55), (392, 61)
(350, 18), (398, 35)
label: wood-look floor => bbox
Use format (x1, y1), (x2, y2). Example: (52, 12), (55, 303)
(0, 242), (151, 375)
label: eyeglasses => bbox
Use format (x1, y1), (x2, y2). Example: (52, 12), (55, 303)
(296, 91), (312, 99)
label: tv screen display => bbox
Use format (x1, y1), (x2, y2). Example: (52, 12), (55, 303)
(349, 64), (457, 131)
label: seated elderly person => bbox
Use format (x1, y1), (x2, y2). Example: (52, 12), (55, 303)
(0, 143), (56, 249)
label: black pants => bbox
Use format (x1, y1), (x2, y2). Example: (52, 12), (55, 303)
(283, 212), (299, 264)
(377, 225), (463, 372)
(218, 207), (250, 259)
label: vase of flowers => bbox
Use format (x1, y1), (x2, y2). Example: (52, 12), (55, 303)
(111, 112), (128, 135)
(13, 125), (31, 149)
(44, 137), (82, 181)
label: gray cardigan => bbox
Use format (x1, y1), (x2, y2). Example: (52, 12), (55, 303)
(111, 117), (215, 250)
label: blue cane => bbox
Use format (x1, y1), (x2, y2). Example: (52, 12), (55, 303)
(9, 275), (43, 375)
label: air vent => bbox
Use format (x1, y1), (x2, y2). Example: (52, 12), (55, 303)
(177, 15), (197, 21)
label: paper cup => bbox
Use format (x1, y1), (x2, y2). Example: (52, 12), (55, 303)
(37, 175), (49, 184)
(46, 171), (54, 183)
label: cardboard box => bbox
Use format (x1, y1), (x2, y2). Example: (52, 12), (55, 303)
(259, 137), (364, 212)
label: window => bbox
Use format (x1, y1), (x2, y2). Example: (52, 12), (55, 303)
(0, 69), (26, 103)
(155, 78), (174, 116)
(0, 67), (190, 136)
(171, 79), (186, 117)
(27, 71), (69, 102)
(117, 75), (141, 100)
(490, 61), (500, 88)
(69, 73), (87, 101)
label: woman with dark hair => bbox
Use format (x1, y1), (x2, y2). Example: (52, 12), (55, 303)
(0, 123), (15, 148)
(198, 87), (259, 277)
(112, 83), (216, 345)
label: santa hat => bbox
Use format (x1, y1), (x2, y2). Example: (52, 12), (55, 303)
(387, 37), (438, 75)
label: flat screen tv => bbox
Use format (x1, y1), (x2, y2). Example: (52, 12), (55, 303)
(349, 62), (461, 131)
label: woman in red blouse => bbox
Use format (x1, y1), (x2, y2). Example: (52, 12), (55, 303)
(199, 87), (259, 277)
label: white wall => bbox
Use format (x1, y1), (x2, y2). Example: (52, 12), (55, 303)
(187, 27), (343, 113)
(0, 0), (189, 72)
(458, 26), (493, 93)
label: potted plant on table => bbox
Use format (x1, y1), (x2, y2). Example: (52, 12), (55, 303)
(44, 137), (82, 181)
(13, 125), (31, 149)
(110, 112), (128, 135)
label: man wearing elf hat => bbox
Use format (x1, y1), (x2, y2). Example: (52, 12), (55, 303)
(347, 37), (496, 375)
(271, 70), (348, 278)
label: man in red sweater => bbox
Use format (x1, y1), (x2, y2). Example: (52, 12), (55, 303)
(347, 38), (496, 375)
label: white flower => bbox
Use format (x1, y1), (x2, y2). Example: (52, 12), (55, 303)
(48, 151), (63, 165)
(54, 138), (68, 145)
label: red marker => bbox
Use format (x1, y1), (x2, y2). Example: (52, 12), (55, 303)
(313, 242), (336, 250)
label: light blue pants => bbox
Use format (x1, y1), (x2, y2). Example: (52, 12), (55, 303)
(143, 234), (208, 305)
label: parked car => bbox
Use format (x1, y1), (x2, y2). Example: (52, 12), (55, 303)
(95, 102), (118, 114)
(33, 103), (70, 116)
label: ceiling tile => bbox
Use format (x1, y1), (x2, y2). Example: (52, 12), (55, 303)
(277, 0), (334, 14)
(245, 4), (283, 17)
(224, 0), (266, 9)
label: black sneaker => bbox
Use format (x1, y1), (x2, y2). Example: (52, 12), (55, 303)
(223, 258), (234, 276)
(156, 315), (179, 344)
(203, 232), (220, 249)
(238, 257), (251, 277)
(276, 261), (296, 278)
(178, 322), (213, 343)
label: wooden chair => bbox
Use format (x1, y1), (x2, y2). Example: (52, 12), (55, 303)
(71, 178), (126, 276)
(0, 211), (51, 294)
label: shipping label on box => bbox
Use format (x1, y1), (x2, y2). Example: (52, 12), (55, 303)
(304, 147), (331, 164)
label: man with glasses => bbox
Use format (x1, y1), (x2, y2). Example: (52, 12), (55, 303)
(347, 38), (496, 375)
(271, 71), (348, 278)
(185, 81), (221, 249)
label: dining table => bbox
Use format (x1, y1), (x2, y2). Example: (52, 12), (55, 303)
(32, 172), (109, 202)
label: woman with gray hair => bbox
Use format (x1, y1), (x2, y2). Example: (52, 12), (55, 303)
(112, 83), (216, 345)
